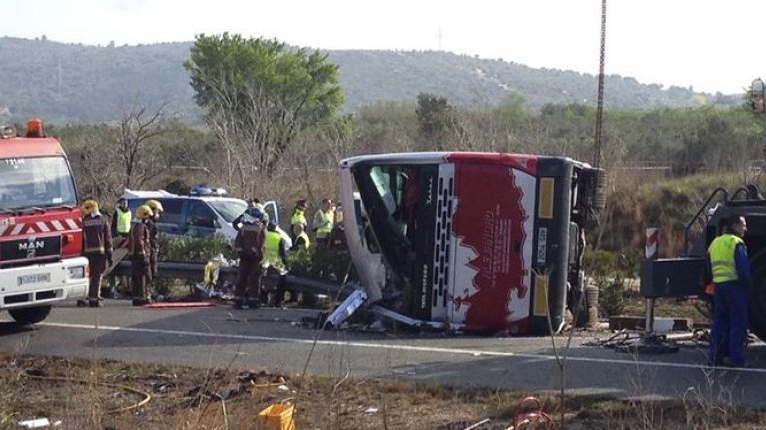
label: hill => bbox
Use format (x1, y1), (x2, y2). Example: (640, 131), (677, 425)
(0, 37), (742, 124)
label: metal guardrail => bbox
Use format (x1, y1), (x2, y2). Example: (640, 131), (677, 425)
(109, 260), (347, 298)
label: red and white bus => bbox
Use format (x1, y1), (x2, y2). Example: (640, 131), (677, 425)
(339, 152), (605, 334)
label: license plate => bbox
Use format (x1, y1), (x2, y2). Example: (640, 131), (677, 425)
(18, 273), (51, 286)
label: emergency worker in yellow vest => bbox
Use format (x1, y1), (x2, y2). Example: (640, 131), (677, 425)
(291, 223), (310, 251)
(78, 199), (113, 307)
(233, 207), (266, 309)
(708, 215), (752, 368)
(263, 221), (291, 306)
(111, 197), (132, 240)
(145, 199), (163, 288)
(290, 199), (308, 241)
(129, 205), (153, 306)
(311, 198), (335, 246)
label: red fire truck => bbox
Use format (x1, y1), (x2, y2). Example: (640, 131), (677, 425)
(0, 119), (88, 324)
(338, 152), (606, 334)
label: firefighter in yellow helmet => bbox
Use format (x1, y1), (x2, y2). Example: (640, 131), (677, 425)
(129, 204), (153, 306)
(145, 199), (163, 288)
(78, 199), (113, 307)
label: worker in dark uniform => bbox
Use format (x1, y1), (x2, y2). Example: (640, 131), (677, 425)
(78, 199), (113, 307)
(144, 199), (164, 293)
(232, 198), (268, 230)
(233, 207), (266, 309)
(708, 215), (752, 368)
(129, 204), (153, 306)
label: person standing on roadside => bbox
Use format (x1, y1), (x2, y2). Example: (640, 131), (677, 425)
(144, 199), (164, 294)
(233, 207), (266, 309)
(111, 197), (132, 241)
(290, 199), (308, 241)
(312, 198), (335, 246)
(708, 215), (752, 368)
(78, 199), (113, 308)
(129, 205), (153, 306)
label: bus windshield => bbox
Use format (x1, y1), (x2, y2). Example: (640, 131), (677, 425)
(0, 156), (77, 211)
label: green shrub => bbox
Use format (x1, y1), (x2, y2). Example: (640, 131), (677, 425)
(159, 234), (236, 262)
(583, 247), (640, 317)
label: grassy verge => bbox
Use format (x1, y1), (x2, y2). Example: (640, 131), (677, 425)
(1, 353), (764, 429)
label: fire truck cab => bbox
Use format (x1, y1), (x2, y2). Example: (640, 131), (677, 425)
(339, 152), (606, 334)
(0, 120), (88, 324)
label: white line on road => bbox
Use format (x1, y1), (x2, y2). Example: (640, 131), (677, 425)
(40, 322), (766, 374)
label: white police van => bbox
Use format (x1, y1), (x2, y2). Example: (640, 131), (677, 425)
(122, 187), (291, 246)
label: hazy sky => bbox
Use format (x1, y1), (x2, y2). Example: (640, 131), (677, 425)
(5, 0), (764, 94)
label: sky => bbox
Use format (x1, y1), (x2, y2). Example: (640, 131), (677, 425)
(4, 0), (765, 95)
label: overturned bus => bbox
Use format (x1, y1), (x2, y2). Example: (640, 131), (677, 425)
(337, 152), (606, 335)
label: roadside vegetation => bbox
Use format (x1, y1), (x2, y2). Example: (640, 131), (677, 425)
(2, 352), (765, 430)
(5, 33), (766, 428)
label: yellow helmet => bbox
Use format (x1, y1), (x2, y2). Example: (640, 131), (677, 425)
(81, 199), (99, 216)
(136, 204), (154, 220)
(145, 199), (164, 213)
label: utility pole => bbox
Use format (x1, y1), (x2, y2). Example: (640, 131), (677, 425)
(593, 0), (607, 169)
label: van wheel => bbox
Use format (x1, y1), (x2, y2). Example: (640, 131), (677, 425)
(9, 306), (52, 325)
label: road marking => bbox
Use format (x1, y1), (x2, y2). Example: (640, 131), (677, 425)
(40, 322), (766, 374)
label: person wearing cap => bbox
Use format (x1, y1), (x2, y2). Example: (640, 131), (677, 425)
(290, 200), (308, 241)
(233, 207), (266, 309)
(78, 199), (113, 308)
(311, 198), (335, 246)
(111, 197), (132, 240)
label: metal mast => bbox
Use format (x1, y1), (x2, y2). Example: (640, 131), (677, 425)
(594, 0), (607, 168)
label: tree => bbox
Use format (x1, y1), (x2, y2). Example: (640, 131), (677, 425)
(184, 33), (344, 196)
(76, 102), (172, 198)
(416, 93), (461, 150)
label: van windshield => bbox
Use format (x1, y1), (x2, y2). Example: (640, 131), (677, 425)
(207, 199), (248, 223)
(0, 156), (77, 210)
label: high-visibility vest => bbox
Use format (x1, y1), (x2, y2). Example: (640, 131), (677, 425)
(264, 230), (283, 266)
(315, 209), (334, 238)
(296, 231), (310, 249)
(116, 208), (132, 234)
(708, 234), (744, 283)
(291, 209), (307, 227)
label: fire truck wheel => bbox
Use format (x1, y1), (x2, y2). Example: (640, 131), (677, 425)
(8, 305), (52, 325)
(748, 248), (766, 343)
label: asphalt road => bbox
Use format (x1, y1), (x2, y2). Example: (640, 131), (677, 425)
(2, 299), (766, 409)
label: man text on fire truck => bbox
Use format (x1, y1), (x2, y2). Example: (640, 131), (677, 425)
(78, 199), (113, 308)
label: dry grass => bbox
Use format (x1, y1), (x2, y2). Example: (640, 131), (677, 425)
(1, 353), (765, 429)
